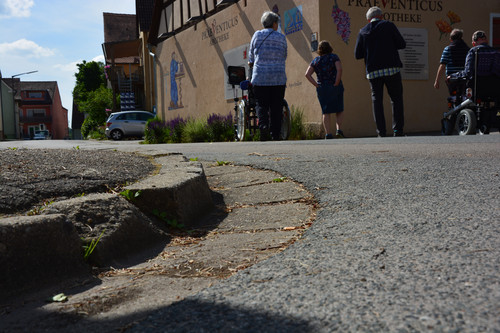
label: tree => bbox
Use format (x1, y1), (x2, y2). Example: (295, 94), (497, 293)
(73, 60), (115, 137)
(73, 61), (106, 105)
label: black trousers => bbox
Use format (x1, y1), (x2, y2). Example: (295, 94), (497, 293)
(253, 85), (286, 140)
(368, 72), (404, 136)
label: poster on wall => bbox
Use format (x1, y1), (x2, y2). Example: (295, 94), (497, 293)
(223, 44), (250, 100)
(283, 6), (303, 35)
(399, 27), (428, 80)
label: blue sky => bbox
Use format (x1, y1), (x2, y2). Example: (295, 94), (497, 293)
(0, 0), (136, 125)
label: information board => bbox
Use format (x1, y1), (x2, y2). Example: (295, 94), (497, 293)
(399, 28), (429, 80)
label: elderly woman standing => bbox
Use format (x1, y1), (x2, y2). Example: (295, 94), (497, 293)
(305, 40), (345, 139)
(248, 11), (287, 141)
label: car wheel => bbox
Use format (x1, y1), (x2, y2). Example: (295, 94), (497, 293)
(110, 129), (124, 140)
(456, 109), (477, 135)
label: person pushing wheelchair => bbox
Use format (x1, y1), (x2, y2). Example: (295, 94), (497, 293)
(248, 11), (287, 141)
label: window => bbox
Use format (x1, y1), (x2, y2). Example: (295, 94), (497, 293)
(28, 91), (43, 99)
(27, 109), (46, 117)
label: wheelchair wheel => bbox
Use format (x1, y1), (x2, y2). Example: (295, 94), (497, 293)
(456, 109), (477, 135)
(280, 100), (291, 140)
(236, 100), (247, 141)
(478, 124), (490, 135)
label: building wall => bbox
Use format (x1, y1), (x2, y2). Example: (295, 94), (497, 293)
(154, 0), (500, 137)
(1, 80), (16, 139)
(51, 85), (69, 139)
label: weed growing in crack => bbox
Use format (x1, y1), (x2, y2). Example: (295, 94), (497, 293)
(120, 189), (141, 201)
(27, 200), (54, 216)
(82, 229), (105, 261)
(152, 209), (185, 230)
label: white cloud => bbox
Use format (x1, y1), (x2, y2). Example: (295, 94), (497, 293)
(0, 0), (34, 18)
(53, 60), (80, 72)
(0, 38), (55, 57)
(92, 55), (105, 63)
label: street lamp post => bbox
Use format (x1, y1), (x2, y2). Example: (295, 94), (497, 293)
(11, 70), (38, 139)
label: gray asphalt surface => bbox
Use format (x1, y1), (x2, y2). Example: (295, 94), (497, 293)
(1, 134), (499, 332)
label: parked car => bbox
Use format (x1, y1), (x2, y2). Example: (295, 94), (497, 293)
(33, 130), (50, 140)
(105, 111), (155, 140)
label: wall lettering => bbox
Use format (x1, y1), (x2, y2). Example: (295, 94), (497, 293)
(202, 17), (239, 46)
(346, 0), (443, 24)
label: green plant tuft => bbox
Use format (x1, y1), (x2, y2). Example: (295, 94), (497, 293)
(152, 209), (185, 229)
(27, 200), (54, 216)
(82, 229), (105, 261)
(289, 106), (306, 140)
(120, 189), (141, 201)
(182, 118), (209, 143)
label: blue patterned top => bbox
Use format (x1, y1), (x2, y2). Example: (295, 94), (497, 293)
(310, 54), (341, 85)
(249, 28), (287, 86)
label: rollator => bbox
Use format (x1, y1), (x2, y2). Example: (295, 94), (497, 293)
(227, 66), (291, 141)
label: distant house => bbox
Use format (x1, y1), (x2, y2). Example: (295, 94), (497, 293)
(17, 81), (68, 139)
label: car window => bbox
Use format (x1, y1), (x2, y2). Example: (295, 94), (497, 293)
(128, 113), (140, 121)
(116, 114), (126, 120)
(139, 113), (153, 121)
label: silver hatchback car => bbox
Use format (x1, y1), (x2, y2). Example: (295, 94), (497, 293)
(105, 111), (155, 140)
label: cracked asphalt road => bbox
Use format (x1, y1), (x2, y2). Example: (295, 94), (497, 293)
(1, 134), (499, 332)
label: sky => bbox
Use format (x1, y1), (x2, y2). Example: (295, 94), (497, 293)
(0, 0), (136, 126)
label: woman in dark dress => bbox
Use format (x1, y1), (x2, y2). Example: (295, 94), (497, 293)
(305, 40), (345, 139)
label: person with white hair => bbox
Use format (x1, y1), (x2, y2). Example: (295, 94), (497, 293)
(248, 11), (287, 141)
(354, 6), (406, 137)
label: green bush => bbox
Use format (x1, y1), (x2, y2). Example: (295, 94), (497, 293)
(145, 117), (169, 143)
(207, 113), (234, 142)
(143, 108), (308, 144)
(81, 118), (104, 139)
(182, 118), (209, 143)
(289, 106), (306, 140)
(87, 127), (107, 140)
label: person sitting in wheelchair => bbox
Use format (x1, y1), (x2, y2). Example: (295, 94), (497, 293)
(447, 31), (496, 87)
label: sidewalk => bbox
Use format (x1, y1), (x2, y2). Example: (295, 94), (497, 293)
(0, 154), (316, 332)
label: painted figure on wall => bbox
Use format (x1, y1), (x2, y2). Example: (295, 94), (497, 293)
(170, 52), (179, 109)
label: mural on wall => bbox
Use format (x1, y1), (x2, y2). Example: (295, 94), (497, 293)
(332, 0), (351, 44)
(283, 6), (303, 35)
(167, 52), (185, 110)
(435, 11), (462, 40)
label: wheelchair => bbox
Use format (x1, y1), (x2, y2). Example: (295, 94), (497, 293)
(441, 49), (500, 135)
(227, 66), (291, 141)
